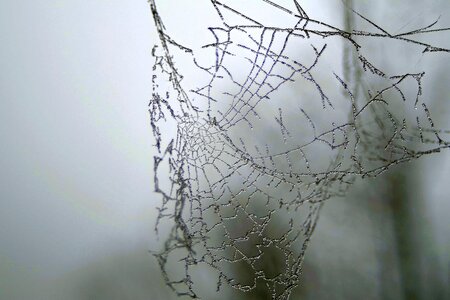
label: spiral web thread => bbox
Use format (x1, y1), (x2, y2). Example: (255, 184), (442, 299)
(148, 1), (450, 299)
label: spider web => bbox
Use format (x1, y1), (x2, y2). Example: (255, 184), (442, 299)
(148, 1), (450, 299)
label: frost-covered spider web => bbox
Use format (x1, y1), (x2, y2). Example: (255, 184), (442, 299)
(148, 0), (450, 299)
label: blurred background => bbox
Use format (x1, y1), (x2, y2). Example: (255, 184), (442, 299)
(0, 0), (448, 299)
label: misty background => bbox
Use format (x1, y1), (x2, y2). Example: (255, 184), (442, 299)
(1, 0), (449, 299)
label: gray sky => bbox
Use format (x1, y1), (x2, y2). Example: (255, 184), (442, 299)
(0, 0), (162, 298)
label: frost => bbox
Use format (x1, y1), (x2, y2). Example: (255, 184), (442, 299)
(148, 1), (450, 299)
